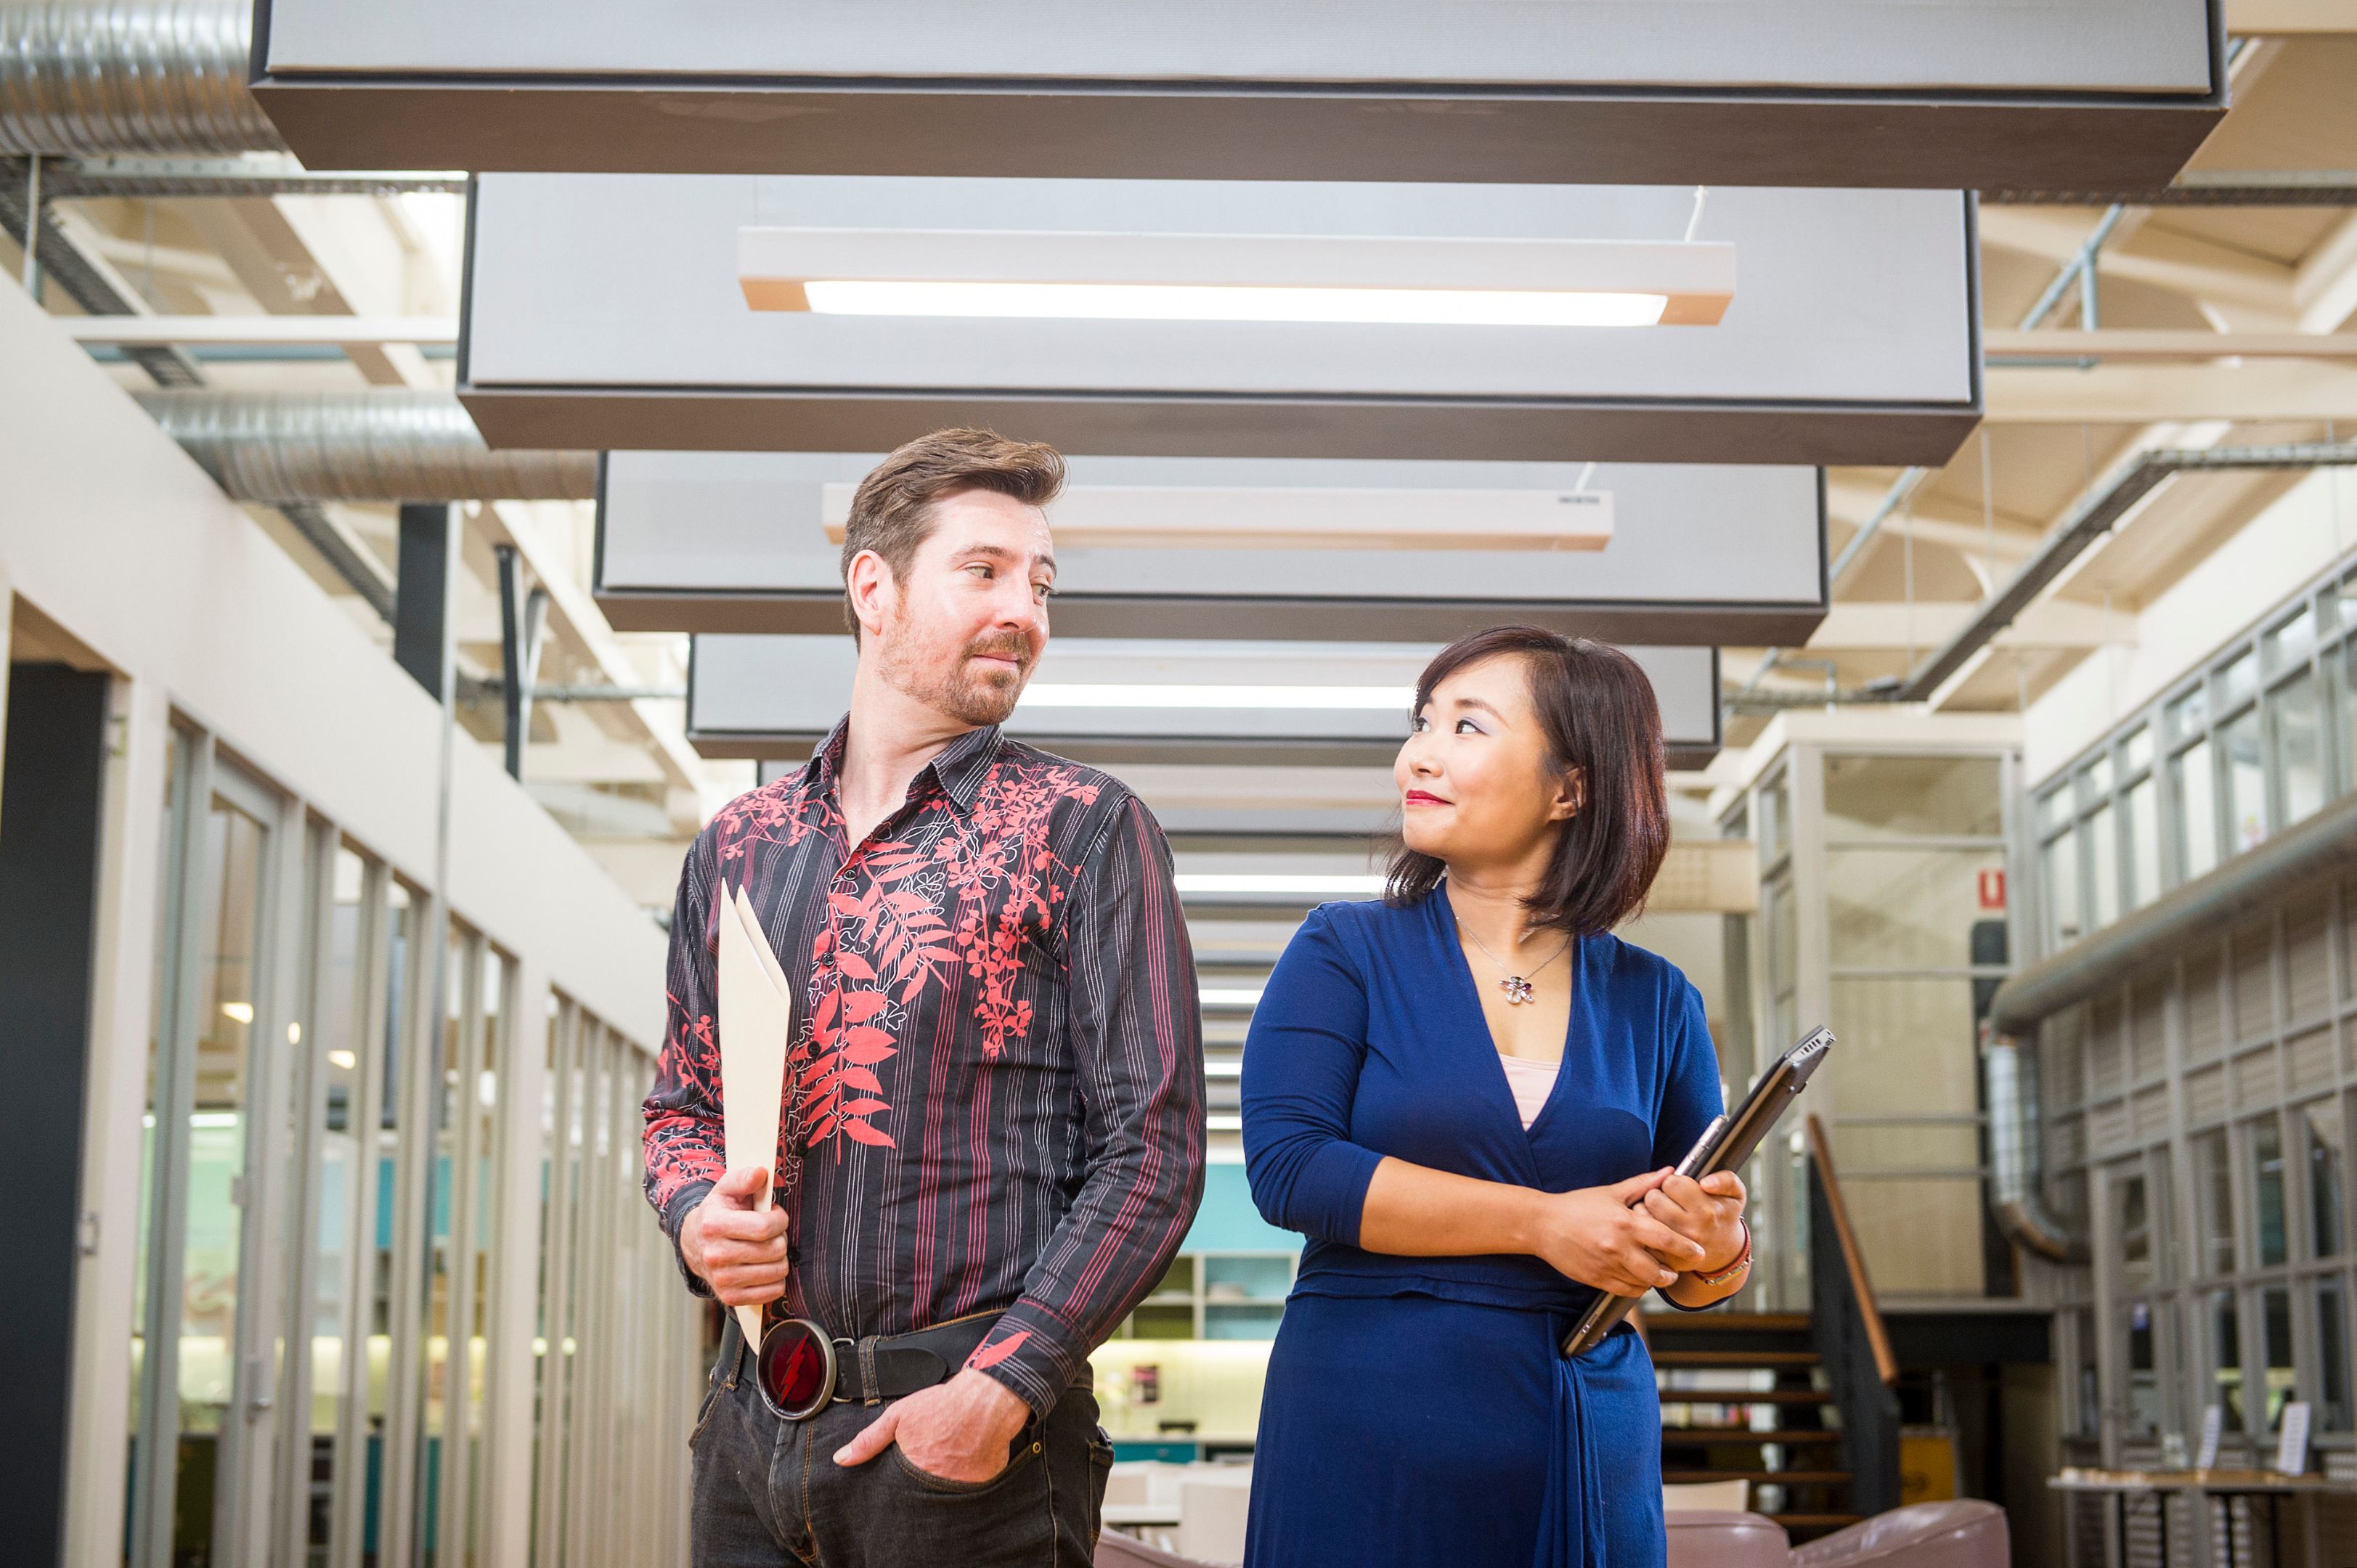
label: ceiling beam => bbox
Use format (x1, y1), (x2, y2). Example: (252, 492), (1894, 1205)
(1984, 330), (2357, 361)
(1986, 361), (2357, 423)
(2225, 0), (2357, 31)
(1805, 598), (2128, 651)
(1978, 207), (2296, 319)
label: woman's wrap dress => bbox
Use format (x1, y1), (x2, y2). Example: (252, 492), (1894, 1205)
(1239, 891), (1725, 1568)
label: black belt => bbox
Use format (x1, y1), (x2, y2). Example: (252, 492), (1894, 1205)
(740, 1308), (998, 1418)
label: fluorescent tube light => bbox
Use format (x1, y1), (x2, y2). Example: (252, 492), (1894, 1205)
(1199, 987), (1268, 1007)
(800, 279), (1669, 327)
(821, 482), (1613, 552)
(743, 229), (1733, 327)
(1019, 685), (1414, 711)
(221, 1000), (254, 1024)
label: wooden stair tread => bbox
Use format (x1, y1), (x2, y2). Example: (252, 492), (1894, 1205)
(1658, 1388), (1831, 1405)
(1664, 1469), (1852, 1485)
(1652, 1349), (1820, 1367)
(1643, 1312), (1812, 1334)
(1661, 1428), (1841, 1443)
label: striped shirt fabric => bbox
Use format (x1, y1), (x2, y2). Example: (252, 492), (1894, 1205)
(643, 719), (1206, 1414)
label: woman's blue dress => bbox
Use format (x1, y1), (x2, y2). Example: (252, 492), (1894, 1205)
(1239, 890), (1725, 1568)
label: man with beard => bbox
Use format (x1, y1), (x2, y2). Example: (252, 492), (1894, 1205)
(643, 429), (1206, 1567)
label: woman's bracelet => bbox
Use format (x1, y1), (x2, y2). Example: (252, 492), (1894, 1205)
(1690, 1217), (1751, 1287)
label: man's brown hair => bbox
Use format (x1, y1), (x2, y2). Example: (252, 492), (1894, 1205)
(839, 428), (1066, 640)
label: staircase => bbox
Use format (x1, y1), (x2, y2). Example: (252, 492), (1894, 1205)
(1646, 1118), (1906, 1546)
(1648, 1310), (1863, 1542)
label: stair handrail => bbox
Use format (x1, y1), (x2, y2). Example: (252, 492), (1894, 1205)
(1804, 1113), (1897, 1387)
(1805, 1113), (1903, 1519)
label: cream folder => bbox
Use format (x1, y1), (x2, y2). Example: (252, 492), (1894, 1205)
(718, 881), (794, 1347)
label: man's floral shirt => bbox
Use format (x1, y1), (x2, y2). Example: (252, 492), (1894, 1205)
(643, 721), (1205, 1414)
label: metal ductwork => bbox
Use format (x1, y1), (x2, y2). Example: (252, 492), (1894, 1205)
(1991, 785), (2357, 1035)
(1900, 441), (2357, 701)
(1980, 1023), (2087, 1264)
(1980, 780), (2357, 1265)
(0, 1), (282, 157)
(136, 391), (597, 505)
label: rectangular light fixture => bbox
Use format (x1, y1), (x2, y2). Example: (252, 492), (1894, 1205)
(1018, 684), (1413, 711)
(743, 228), (1734, 327)
(820, 482), (1613, 552)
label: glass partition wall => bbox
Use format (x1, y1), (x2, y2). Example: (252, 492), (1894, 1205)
(1717, 731), (2022, 1308)
(120, 717), (701, 1568)
(2028, 552), (2357, 1475)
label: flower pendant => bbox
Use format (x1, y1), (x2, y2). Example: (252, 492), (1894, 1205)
(1499, 975), (1536, 1005)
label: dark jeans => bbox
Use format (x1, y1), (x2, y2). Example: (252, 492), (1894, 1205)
(688, 1323), (1114, 1567)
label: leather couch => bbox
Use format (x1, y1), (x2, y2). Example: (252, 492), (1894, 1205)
(1791, 1500), (2010, 1568)
(1666, 1508), (1793, 1568)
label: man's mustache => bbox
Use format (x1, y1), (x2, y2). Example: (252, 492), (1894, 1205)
(966, 634), (1033, 672)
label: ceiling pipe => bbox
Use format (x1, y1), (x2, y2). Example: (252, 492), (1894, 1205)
(136, 391), (598, 505)
(0, 1), (282, 157)
(1979, 754), (2357, 1266)
(1898, 441), (2357, 701)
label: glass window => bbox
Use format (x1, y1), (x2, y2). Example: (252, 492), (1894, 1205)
(2126, 1296), (2163, 1434)
(288, 842), (373, 1561)
(1821, 754), (2002, 838)
(133, 760), (276, 1568)
(2252, 1116), (2289, 1267)
(2221, 649), (2260, 711)
(2125, 777), (2162, 911)
(2263, 1286), (2296, 1432)
(2120, 1171), (2155, 1291)
(2087, 801), (2120, 931)
(2197, 1129), (2238, 1276)
(2321, 1281), (2352, 1434)
(1825, 845), (2008, 968)
(1761, 772), (1791, 865)
(2265, 606), (2317, 676)
(2213, 1288), (2246, 1432)
(2222, 709), (2267, 854)
(2043, 826), (2082, 950)
(2038, 785), (2073, 836)
(2175, 738), (2218, 883)
(2308, 1099), (2346, 1259)
(1721, 801), (1749, 841)
(2271, 668), (2326, 827)
(2334, 568), (2357, 630)
(2081, 754), (2114, 803)
(2342, 641), (2357, 798)
(2166, 683), (2210, 744)
(2122, 725), (2154, 776)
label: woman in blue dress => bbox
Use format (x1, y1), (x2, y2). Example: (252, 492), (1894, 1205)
(1241, 626), (1753, 1568)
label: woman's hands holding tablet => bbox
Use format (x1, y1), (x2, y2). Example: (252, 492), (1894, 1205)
(1531, 1169), (1709, 1296)
(1644, 1169), (1749, 1277)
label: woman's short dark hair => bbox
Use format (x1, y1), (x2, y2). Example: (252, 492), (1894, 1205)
(1385, 626), (1669, 935)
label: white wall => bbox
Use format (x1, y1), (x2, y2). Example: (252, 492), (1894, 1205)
(0, 282), (672, 1567)
(2024, 467), (2357, 787)
(0, 282), (666, 1040)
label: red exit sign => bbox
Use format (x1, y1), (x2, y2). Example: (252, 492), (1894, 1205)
(1977, 868), (2007, 910)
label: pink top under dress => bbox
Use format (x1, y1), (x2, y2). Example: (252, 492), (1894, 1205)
(1496, 1051), (1562, 1129)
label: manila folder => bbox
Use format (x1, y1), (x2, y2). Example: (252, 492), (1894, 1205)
(717, 881), (793, 1347)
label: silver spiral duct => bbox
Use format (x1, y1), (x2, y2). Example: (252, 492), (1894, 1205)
(137, 391), (598, 504)
(0, 0), (283, 157)
(1979, 1023), (2087, 1265)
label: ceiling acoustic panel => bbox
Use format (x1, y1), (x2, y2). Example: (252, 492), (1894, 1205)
(686, 636), (1723, 769)
(251, 0), (2223, 189)
(595, 452), (1827, 646)
(462, 177), (1981, 467)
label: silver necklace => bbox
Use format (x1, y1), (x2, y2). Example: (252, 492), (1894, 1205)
(1456, 920), (1570, 1006)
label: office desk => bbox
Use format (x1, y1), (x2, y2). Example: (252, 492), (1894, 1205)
(2049, 1468), (2354, 1568)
